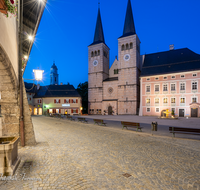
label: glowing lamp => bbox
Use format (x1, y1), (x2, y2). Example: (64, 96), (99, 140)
(33, 69), (44, 81)
(28, 35), (33, 41)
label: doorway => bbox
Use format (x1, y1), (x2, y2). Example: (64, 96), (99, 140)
(108, 106), (112, 115)
(191, 108), (198, 117)
(179, 109), (184, 117)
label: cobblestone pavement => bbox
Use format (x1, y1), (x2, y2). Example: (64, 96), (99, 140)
(1, 116), (200, 190)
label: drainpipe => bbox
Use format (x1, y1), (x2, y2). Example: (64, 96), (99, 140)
(19, 0), (25, 147)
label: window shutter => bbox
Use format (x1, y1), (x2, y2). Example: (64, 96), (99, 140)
(54, 109), (56, 113)
(71, 99), (73, 103)
(76, 99), (78, 103)
(30, 98), (31, 101)
(38, 100), (39, 103)
(69, 99), (71, 103)
(54, 99), (56, 103)
(59, 99), (60, 103)
(71, 109), (73, 113)
(76, 109), (78, 113)
(59, 109), (61, 113)
(64, 99), (66, 103)
(47, 109), (49, 113)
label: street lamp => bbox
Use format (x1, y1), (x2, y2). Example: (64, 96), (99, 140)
(33, 69), (44, 81)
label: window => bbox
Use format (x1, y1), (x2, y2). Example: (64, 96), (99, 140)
(192, 97), (197, 103)
(73, 109), (77, 113)
(121, 44), (125, 51)
(114, 69), (118, 74)
(171, 84), (176, 91)
(56, 109), (60, 114)
(193, 73), (197, 77)
(95, 51), (97, 56)
(171, 76), (175, 79)
(180, 83), (185, 90)
(156, 108), (159, 112)
(49, 109), (53, 113)
(146, 78), (150, 81)
(192, 82), (197, 90)
(164, 77), (167, 80)
(147, 108), (150, 112)
(163, 98), (168, 104)
(180, 98), (185, 103)
(171, 108), (175, 113)
(155, 77), (159, 80)
(163, 84), (168, 91)
(171, 98), (176, 103)
(91, 51), (94, 57)
(146, 85), (150, 92)
(55, 99), (60, 104)
(66, 99), (69, 103)
(146, 99), (150, 104)
(103, 51), (107, 58)
(181, 75), (185, 78)
(73, 99), (76, 103)
(38, 99), (42, 103)
(155, 98), (159, 104)
(98, 50), (100, 56)
(155, 85), (159, 92)
(130, 43), (133, 49)
(126, 43), (129, 50)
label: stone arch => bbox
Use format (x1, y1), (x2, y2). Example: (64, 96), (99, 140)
(161, 109), (166, 117)
(126, 43), (129, 50)
(91, 51), (94, 57)
(98, 50), (100, 56)
(130, 42), (133, 49)
(121, 44), (125, 51)
(95, 51), (97, 56)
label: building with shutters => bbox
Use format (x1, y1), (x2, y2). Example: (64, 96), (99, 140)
(88, 0), (200, 117)
(25, 63), (82, 115)
(139, 48), (200, 118)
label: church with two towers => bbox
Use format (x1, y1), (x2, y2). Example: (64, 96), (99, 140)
(88, 0), (141, 115)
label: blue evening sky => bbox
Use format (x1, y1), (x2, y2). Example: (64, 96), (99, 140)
(23, 0), (200, 88)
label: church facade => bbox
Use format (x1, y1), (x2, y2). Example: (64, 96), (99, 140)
(88, 0), (142, 115)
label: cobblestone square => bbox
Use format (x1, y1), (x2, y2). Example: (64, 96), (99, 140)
(0, 116), (200, 190)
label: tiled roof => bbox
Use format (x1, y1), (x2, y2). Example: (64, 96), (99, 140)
(141, 48), (200, 77)
(119, 0), (136, 38)
(33, 85), (81, 98)
(89, 8), (105, 46)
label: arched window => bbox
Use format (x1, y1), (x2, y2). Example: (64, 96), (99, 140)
(95, 51), (97, 56)
(126, 43), (129, 50)
(130, 43), (133, 49)
(121, 44), (125, 51)
(98, 50), (100, 56)
(91, 51), (94, 57)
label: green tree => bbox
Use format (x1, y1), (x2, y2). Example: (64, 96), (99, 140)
(77, 82), (88, 114)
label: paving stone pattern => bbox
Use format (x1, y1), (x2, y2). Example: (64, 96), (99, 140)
(0, 116), (200, 190)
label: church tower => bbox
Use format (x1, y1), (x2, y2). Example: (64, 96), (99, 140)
(118, 0), (141, 114)
(50, 62), (59, 85)
(88, 7), (110, 114)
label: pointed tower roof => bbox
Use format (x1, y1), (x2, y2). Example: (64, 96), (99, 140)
(119, 0), (136, 38)
(89, 8), (105, 46)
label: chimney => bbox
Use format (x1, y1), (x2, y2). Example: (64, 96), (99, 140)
(60, 82), (63, 85)
(169, 44), (174, 50)
(37, 84), (40, 90)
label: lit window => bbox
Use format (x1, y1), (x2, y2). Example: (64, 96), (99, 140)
(163, 98), (168, 103)
(146, 85), (150, 92)
(56, 109), (60, 114)
(49, 109), (53, 113)
(156, 108), (159, 112)
(180, 98), (185, 103)
(163, 84), (168, 91)
(73, 109), (77, 113)
(171, 98), (176, 103)
(192, 97), (197, 103)
(192, 82), (197, 90)
(73, 99), (76, 103)
(155, 85), (159, 92)
(66, 99), (69, 103)
(146, 99), (150, 104)
(147, 108), (150, 112)
(171, 84), (176, 91)
(180, 83), (185, 91)
(56, 99), (59, 103)
(155, 98), (159, 104)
